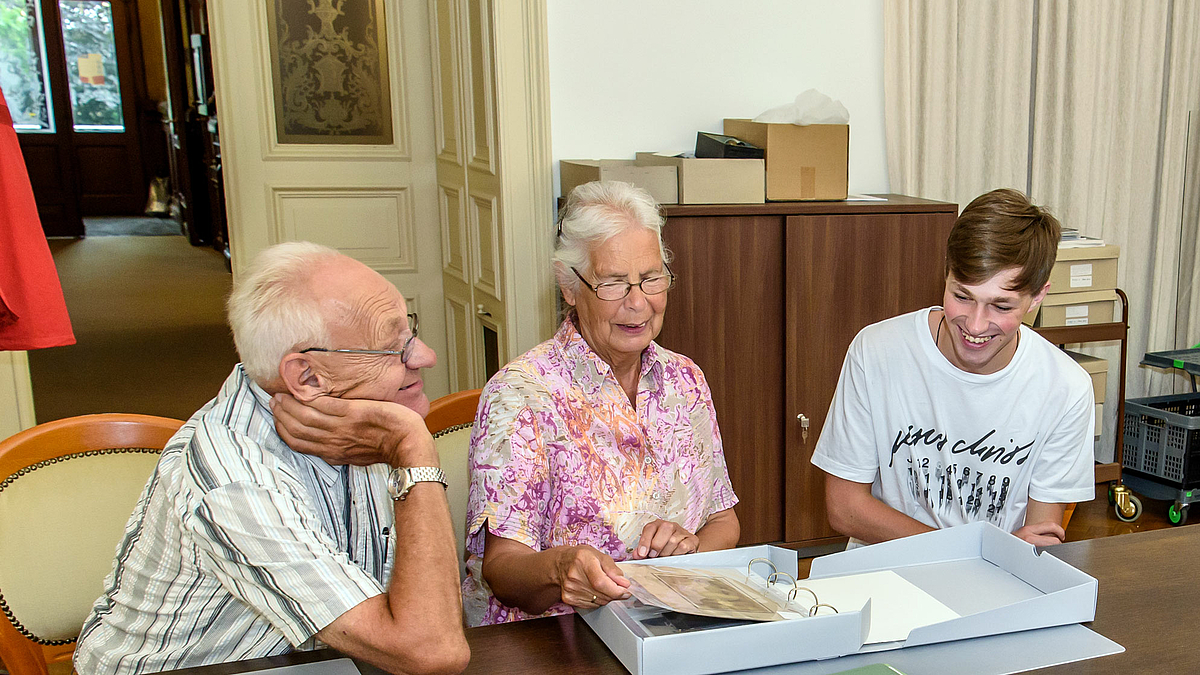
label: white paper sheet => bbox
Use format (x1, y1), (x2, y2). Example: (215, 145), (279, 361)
(799, 570), (959, 644)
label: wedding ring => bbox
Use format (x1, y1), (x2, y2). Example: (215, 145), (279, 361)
(591, 594), (597, 603)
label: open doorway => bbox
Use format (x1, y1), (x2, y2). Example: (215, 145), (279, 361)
(0, 0), (239, 423)
(0, 0), (228, 256)
(157, 0), (228, 259)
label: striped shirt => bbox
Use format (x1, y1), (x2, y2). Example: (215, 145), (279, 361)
(75, 366), (395, 675)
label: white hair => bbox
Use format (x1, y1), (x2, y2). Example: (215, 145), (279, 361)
(551, 180), (672, 294)
(227, 241), (341, 385)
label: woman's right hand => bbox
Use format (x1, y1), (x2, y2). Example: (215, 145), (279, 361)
(553, 545), (632, 608)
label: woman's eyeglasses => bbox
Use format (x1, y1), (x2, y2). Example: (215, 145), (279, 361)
(571, 266), (675, 301)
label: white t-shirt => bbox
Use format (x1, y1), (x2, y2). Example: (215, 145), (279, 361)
(811, 307), (1096, 535)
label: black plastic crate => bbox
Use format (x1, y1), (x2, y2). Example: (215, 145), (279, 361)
(1122, 393), (1200, 489)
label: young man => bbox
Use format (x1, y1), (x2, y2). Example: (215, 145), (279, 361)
(811, 188), (1095, 547)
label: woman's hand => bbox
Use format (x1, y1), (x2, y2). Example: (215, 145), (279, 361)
(633, 519), (700, 559)
(481, 533), (631, 614)
(553, 545), (631, 608)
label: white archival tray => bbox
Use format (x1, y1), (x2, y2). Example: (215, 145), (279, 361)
(581, 522), (1098, 675)
(581, 544), (868, 675)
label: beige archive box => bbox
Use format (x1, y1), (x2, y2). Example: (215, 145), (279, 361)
(1035, 290), (1118, 327)
(722, 119), (848, 200)
(1065, 350), (1108, 404)
(634, 152), (765, 204)
(1095, 403), (1104, 438)
(1049, 245), (1120, 294)
(559, 160), (678, 204)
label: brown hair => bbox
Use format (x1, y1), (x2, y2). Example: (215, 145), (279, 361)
(945, 188), (1061, 295)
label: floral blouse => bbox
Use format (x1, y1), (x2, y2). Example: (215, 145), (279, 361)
(461, 318), (738, 626)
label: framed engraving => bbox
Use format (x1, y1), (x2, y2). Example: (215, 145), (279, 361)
(267, 0), (393, 145)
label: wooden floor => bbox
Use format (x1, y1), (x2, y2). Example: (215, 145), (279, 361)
(1066, 486), (1188, 540)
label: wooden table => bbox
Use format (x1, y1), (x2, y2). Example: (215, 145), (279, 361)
(162, 527), (1199, 674)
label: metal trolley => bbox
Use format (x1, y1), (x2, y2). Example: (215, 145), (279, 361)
(1118, 348), (1200, 525)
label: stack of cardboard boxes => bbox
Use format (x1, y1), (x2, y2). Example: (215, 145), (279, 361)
(1025, 243), (1121, 442)
(1067, 351), (1108, 440)
(559, 120), (850, 205)
(1029, 245), (1121, 328)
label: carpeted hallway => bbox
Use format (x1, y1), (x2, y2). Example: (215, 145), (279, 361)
(27, 235), (239, 423)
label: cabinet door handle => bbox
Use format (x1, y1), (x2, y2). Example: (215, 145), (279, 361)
(796, 414), (810, 442)
(476, 304), (491, 317)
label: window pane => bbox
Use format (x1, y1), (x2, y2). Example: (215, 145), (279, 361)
(59, 0), (123, 132)
(0, 0), (55, 132)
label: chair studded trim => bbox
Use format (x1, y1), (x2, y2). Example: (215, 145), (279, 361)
(0, 447), (161, 646)
(432, 423), (472, 439)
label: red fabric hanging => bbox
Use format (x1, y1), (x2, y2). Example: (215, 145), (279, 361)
(0, 85), (74, 350)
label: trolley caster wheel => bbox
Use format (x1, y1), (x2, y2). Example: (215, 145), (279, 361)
(1115, 495), (1142, 522)
(1168, 503), (1189, 526)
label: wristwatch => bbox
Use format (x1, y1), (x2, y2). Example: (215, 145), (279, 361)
(387, 466), (448, 501)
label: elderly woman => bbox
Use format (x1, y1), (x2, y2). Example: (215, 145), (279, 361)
(461, 180), (740, 626)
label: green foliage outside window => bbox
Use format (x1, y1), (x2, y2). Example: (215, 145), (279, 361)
(0, 0), (52, 130)
(59, 0), (123, 130)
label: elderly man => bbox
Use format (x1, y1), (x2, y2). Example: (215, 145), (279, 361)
(76, 242), (469, 675)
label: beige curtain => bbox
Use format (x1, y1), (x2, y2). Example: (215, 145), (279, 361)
(884, 0), (1035, 210)
(885, 0), (1200, 460)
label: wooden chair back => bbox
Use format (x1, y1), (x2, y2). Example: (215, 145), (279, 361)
(425, 389), (483, 435)
(0, 414), (183, 675)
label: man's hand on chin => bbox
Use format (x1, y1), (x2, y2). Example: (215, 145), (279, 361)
(271, 394), (438, 467)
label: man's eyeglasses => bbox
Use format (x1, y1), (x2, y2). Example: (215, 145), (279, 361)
(572, 266), (675, 301)
(299, 313), (420, 364)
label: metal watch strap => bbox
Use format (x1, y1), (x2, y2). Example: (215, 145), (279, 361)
(389, 466), (447, 501)
(406, 466), (446, 489)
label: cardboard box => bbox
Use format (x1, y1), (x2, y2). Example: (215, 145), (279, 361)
(1049, 245), (1120, 294)
(1095, 402), (1104, 437)
(1022, 304), (1040, 326)
(560, 160), (678, 205)
(582, 523), (1101, 675)
(1035, 290), (1118, 327)
(1065, 351), (1108, 404)
(722, 119), (848, 200)
(634, 152), (764, 204)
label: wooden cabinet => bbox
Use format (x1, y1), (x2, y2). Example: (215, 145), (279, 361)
(656, 195), (957, 548)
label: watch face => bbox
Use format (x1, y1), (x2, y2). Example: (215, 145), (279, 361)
(387, 467), (446, 500)
(388, 468), (412, 500)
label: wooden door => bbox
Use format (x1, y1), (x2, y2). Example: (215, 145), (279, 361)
(10, 0), (81, 235)
(783, 210), (955, 543)
(431, 0), (557, 391)
(61, 0), (146, 215)
(657, 214), (787, 546)
(432, 0), (507, 390)
(207, 0), (452, 399)
(15, 0), (149, 233)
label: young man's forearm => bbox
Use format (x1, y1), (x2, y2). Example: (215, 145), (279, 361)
(832, 495), (934, 543)
(825, 474), (934, 544)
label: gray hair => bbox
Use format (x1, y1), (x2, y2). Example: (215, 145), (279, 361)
(552, 180), (672, 294)
(227, 241), (341, 385)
